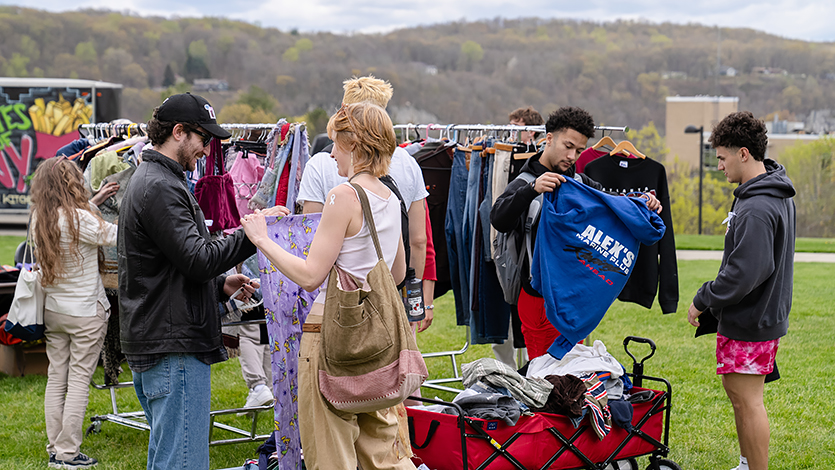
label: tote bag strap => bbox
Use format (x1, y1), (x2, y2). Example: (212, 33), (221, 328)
(23, 213), (35, 267)
(348, 182), (385, 262)
(204, 144), (216, 176)
(212, 139), (225, 176)
(202, 139), (226, 176)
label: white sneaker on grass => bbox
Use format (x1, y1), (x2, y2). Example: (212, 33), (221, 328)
(237, 384), (274, 416)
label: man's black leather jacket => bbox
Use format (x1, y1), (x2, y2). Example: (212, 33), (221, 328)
(118, 150), (255, 356)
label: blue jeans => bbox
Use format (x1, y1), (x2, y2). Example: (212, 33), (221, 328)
(445, 148), (471, 326)
(133, 354), (211, 470)
(476, 144), (510, 343)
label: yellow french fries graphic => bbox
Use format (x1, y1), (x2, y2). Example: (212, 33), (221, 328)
(28, 94), (92, 136)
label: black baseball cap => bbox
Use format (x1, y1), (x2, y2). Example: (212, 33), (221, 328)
(155, 92), (231, 140)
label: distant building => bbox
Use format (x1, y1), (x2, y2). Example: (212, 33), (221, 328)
(192, 79), (229, 92)
(766, 134), (826, 161)
(805, 109), (835, 134)
(719, 66), (737, 77)
(765, 118), (804, 135)
(665, 96), (739, 168)
(410, 62), (439, 75)
(752, 67), (787, 76)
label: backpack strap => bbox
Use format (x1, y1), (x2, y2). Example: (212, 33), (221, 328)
(378, 174), (410, 267)
(516, 172), (542, 280)
(348, 182), (385, 262)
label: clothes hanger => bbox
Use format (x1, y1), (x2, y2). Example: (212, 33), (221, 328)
(592, 135), (617, 150)
(512, 151), (536, 160)
(609, 139), (646, 159)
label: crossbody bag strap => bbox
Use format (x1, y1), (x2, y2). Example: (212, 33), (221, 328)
(348, 182), (385, 262)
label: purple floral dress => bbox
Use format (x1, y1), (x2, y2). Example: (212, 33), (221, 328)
(257, 213), (321, 468)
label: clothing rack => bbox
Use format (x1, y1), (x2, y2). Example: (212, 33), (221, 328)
(78, 122), (287, 142)
(393, 123), (628, 132)
(394, 123), (629, 142)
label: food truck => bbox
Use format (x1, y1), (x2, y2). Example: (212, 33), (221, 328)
(0, 78), (122, 223)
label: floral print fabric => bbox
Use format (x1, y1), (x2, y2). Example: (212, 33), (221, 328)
(257, 213), (321, 468)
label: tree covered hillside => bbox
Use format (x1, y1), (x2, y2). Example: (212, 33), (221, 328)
(3, 7), (835, 130)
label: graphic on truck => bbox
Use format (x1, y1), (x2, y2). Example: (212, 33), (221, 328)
(0, 87), (93, 210)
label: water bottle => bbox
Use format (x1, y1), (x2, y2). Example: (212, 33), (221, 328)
(402, 267), (425, 322)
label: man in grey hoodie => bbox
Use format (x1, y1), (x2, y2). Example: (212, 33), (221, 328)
(688, 111), (796, 470)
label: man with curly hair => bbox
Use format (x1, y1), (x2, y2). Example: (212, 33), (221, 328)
(491, 106), (660, 360)
(508, 106), (544, 146)
(688, 111), (796, 470)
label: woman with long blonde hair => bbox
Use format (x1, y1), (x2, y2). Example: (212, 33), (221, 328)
(241, 102), (414, 469)
(30, 156), (117, 469)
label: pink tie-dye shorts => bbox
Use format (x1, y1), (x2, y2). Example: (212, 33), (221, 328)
(716, 333), (779, 375)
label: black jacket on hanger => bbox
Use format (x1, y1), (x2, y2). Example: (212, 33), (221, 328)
(583, 154), (678, 314)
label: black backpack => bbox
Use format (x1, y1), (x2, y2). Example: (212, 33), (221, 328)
(379, 174), (410, 288)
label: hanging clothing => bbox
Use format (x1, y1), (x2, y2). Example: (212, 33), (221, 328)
(284, 124), (310, 210)
(413, 140), (454, 296)
(530, 177), (666, 358)
(423, 200), (437, 282)
(257, 213), (322, 468)
(228, 149), (265, 218)
(489, 143), (514, 259)
(583, 154), (679, 313)
(469, 140), (511, 344)
(88, 151), (131, 191)
(56, 138), (89, 159)
(445, 147), (471, 326)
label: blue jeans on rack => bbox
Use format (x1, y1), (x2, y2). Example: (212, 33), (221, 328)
(133, 353), (211, 470)
(445, 148), (471, 326)
(463, 145), (483, 323)
(471, 141), (510, 344)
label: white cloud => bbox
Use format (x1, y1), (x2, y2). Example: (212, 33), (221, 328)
(2, 0), (834, 41)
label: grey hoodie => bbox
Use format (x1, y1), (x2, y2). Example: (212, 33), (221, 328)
(693, 159), (796, 342)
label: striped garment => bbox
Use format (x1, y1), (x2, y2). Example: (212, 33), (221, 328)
(579, 373), (612, 440)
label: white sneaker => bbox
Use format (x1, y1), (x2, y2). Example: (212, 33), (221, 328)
(237, 385), (274, 416)
(730, 456), (749, 470)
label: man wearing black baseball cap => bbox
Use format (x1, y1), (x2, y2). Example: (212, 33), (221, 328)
(117, 93), (258, 470)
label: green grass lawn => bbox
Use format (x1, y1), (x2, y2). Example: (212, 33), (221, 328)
(1, 238), (833, 468)
(676, 233), (835, 252)
(0, 235), (25, 264)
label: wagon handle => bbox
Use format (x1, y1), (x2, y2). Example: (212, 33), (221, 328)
(623, 336), (656, 388)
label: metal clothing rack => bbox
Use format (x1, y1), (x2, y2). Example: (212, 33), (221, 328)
(393, 123), (629, 143)
(78, 122), (284, 142)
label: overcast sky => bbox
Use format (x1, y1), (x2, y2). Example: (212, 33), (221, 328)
(5, 0), (835, 42)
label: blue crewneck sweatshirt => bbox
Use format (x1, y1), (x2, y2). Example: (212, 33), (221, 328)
(531, 177), (666, 358)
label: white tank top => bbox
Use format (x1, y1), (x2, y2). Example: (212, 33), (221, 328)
(314, 182), (401, 303)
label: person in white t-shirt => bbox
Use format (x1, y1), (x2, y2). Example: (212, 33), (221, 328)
(297, 75), (433, 331)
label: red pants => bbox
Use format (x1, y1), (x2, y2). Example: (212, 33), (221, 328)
(517, 289), (560, 359)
